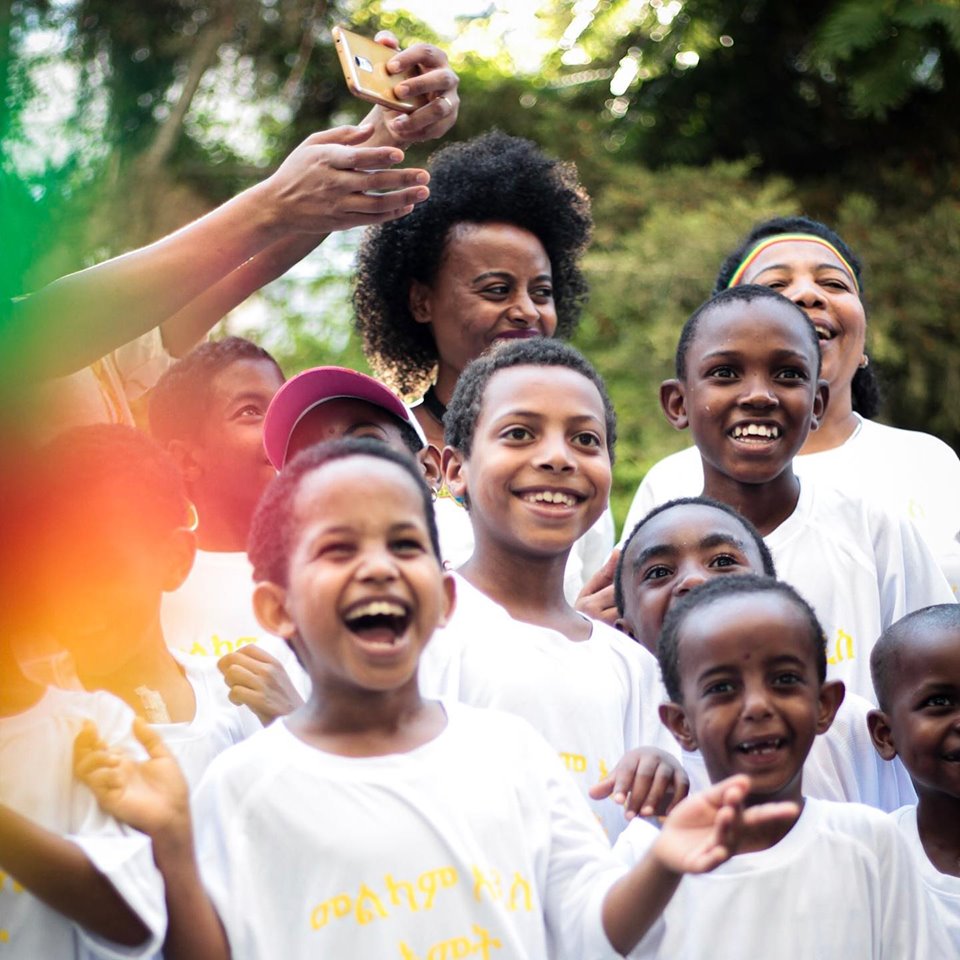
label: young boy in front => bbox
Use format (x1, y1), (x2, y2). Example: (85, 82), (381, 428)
(658, 284), (954, 703)
(868, 604), (960, 948)
(604, 497), (915, 812)
(614, 574), (949, 958)
(425, 339), (684, 839)
(75, 439), (796, 960)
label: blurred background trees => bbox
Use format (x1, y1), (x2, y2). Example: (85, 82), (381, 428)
(4, 0), (959, 526)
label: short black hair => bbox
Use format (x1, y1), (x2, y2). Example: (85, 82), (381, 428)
(353, 130), (593, 397)
(870, 604), (960, 713)
(149, 336), (283, 443)
(443, 338), (617, 462)
(659, 575), (827, 704)
(614, 496), (776, 616)
(714, 215), (880, 418)
(247, 438), (441, 587)
(37, 424), (191, 547)
(675, 285), (821, 382)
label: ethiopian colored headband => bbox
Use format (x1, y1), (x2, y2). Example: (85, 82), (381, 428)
(726, 233), (860, 294)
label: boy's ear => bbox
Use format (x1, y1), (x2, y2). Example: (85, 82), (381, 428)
(816, 679), (845, 735)
(166, 438), (203, 484)
(442, 446), (468, 503)
(867, 708), (899, 761)
(252, 580), (296, 640)
(659, 379), (689, 431)
(161, 528), (197, 592)
(409, 280), (434, 326)
(809, 380), (830, 432)
(417, 444), (443, 492)
(659, 701), (698, 752)
(438, 571), (457, 628)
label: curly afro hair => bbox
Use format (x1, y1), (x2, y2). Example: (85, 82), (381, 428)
(353, 130), (593, 398)
(714, 215), (881, 418)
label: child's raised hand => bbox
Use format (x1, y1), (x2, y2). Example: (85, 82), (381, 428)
(74, 718), (190, 840)
(651, 775), (799, 875)
(575, 547), (620, 626)
(217, 645), (303, 725)
(589, 747), (689, 819)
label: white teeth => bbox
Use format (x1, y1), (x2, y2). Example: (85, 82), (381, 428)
(348, 600), (406, 619)
(524, 490), (577, 507)
(814, 325), (832, 340)
(732, 424), (781, 439)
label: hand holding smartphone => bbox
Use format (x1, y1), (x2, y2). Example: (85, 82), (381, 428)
(333, 26), (428, 114)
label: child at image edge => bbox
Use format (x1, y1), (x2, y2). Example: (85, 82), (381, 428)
(613, 575), (949, 959)
(868, 604), (960, 949)
(75, 439), (795, 960)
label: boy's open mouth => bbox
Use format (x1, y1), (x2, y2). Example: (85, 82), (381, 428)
(518, 488), (584, 508)
(735, 736), (786, 755)
(343, 599), (411, 645)
(729, 423), (782, 443)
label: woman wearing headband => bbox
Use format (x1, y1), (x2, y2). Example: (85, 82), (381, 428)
(620, 215), (960, 593)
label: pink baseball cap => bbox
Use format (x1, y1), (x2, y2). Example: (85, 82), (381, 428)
(263, 366), (427, 468)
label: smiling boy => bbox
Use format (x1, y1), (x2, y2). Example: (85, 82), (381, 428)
(868, 604), (960, 948)
(654, 285), (954, 703)
(614, 575), (950, 958)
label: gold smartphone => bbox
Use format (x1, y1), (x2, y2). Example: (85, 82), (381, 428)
(333, 26), (427, 114)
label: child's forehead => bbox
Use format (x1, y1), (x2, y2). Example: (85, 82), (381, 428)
(292, 456), (426, 528)
(632, 504), (754, 556)
(695, 300), (813, 354)
(679, 592), (813, 665)
(481, 364), (605, 418)
(891, 624), (960, 686)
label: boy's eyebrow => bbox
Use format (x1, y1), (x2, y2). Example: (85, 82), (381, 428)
(226, 389), (274, 407)
(629, 533), (746, 571)
(630, 543), (677, 570)
(699, 532), (749, 552)
(490, 409), (604, 426)
(699, 347), (813, 365)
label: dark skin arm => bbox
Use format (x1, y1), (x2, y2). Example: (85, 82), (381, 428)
(0, 802), (150, 948)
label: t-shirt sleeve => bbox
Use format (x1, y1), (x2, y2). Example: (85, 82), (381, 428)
(611, 819), (666, 959)
(110, 326), (176, 404)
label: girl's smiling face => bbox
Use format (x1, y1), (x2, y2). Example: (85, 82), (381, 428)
(740, 239), (866, 406)
(444, 364), (611, 561)
(257, 456), (455, 696)
(663, 299), (825, 488)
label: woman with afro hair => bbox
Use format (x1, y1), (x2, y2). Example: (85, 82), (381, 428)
(353, 130), (613, 600)
(353, 129), (592, 446)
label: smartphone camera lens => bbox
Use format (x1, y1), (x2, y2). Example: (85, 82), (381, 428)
(354, 55), (374, 73)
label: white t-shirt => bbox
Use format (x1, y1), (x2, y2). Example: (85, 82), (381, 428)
(764, 478), (955, 702)
(622, 415), (960, 594)
(153, 652), (262, 790)
(434, 494), (616, 604)
(891, 804), (960, 950)
(613, 797), (951, 959)
(192, 703), (627, 960)
(0, 687), (166, 958)
(681, 691), (916, 811)
(420, 574), (677, 840)
(161, 548), (310, 699)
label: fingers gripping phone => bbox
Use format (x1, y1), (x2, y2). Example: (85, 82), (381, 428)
(333, 26), (427, 114)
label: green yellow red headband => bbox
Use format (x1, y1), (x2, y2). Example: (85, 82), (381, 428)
(726, 233), (860, 294)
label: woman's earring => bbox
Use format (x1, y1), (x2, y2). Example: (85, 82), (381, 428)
(858, 354), (869, 369)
